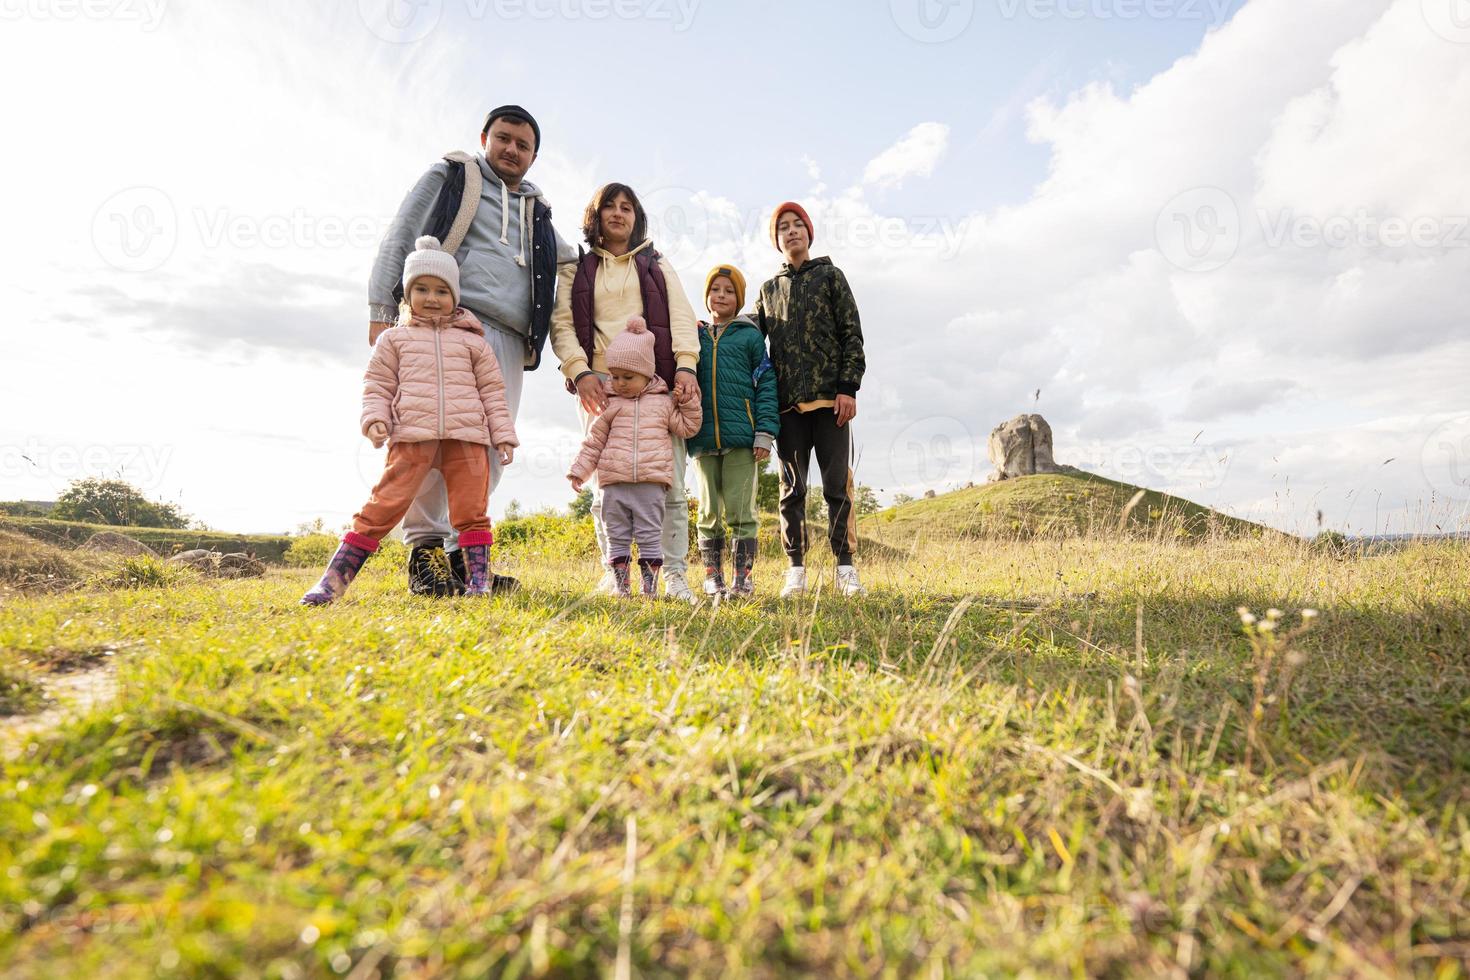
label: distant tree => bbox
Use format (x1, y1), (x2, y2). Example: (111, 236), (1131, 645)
(570, 488), (594, 519)
(0, 501), (52, 518)
(294, 517), (329, 537)
(892, 493), (915, 507)
(504, 499), (525, 521)
(756, 458), (783, 514)
(855, 485), (880, 516)
(51, 478), (190, 529)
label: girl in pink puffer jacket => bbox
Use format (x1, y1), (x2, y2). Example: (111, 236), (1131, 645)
(302, 236), (518, 605)
(568, 316), (701, 597)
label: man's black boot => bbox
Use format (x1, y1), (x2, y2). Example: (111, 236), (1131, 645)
(408, 541), (463, 597)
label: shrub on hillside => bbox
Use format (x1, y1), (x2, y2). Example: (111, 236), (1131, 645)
(95, 555), (194, 590)
(51, 478), (191, 529)
(284, 534), (340, 568)
(494, 512), (598, 558)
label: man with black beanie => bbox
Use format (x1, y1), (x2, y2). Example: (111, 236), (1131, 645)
(367, 105), (576, 596)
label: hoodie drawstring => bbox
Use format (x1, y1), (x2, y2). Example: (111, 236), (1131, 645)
(498, 179), (529, 268)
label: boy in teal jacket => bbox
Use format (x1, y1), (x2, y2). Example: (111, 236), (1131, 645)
(688, 264), (779, 597)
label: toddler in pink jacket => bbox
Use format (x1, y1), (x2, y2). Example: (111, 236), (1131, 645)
(568, 316), (701, 597)
(302, 236), (518, 605)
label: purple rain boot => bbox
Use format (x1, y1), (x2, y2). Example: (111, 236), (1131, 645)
(610, 557), (632, 598)
(638, 558), (663, 599)
(458, 531), (494, 596)
(300, 533), (377, 606)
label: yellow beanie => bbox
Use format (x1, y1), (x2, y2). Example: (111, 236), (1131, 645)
(704, 263), (747, 313)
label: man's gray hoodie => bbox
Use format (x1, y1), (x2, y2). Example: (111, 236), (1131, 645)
(368, 155), (573, 336)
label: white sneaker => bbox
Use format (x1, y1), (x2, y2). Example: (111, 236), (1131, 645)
(780, 566), (807, 599)
(836, 565), (866, 597)
(663, 569), (698, 604)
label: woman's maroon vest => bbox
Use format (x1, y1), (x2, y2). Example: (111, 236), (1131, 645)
(567, 246), (676, 391)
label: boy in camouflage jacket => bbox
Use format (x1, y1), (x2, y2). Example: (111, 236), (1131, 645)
(754, 202), (867, 598)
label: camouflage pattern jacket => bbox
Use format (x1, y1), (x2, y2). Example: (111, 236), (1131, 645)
(754, 257), (865, 410)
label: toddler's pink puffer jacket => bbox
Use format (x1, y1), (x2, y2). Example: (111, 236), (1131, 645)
(568, 376), (701, 489)
(361, 308), (518, 449)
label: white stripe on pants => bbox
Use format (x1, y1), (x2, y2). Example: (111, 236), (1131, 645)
(402, 322), (524, 549)
(576, 377), (689, 577)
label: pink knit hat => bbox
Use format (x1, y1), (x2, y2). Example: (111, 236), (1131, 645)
(604, 315), (656, 379)
(402, 235), (461, 305)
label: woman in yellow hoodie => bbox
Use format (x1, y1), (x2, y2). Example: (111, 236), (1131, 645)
(549, 183), (703, 601)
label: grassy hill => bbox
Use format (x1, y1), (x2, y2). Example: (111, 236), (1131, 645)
(870, 469), (1272, 543)
(0, 516), (295, 563)
(1, 530), (1466, 975)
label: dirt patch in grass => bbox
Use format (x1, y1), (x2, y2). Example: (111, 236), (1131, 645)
(0, 661), (119, 754)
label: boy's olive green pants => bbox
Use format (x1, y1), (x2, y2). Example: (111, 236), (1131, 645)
(693, 449), (760, 541)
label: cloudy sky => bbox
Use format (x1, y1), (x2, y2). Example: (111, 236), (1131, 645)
(2, 0), (1467, 536)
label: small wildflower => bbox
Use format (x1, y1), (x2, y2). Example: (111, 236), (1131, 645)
(1301, 608), (1318, 620)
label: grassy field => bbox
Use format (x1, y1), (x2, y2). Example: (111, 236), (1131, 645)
(2, 525), (1468, 977)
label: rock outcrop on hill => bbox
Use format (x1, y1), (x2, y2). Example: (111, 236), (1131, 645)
(986, 414), (1061, 482)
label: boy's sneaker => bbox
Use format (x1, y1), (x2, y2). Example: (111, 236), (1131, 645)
(836, 565), (866, 597)
(664, 569), (697, 604)
(780, 566), (807, 599)
(408, 544), (463, 597)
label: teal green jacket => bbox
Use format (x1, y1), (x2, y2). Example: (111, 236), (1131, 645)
(687, 316), (780, 457)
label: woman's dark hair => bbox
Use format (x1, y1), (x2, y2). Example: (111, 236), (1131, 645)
(581, 182), (647, 249)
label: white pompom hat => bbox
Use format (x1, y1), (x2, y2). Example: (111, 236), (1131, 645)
(401, 235), (461, 306)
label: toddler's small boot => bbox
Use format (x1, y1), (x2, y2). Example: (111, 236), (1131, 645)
(610, 557), (632, 598)
(638, 558), (663, 598)
(301, 534), (377, 606)
(459, 532), (494, 596)
(699, 538), (726, 598)
(730, 538), (758, 598)
(450, 546), (520, 595)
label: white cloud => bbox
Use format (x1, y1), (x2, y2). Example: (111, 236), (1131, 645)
(861, 122), (951, 190)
